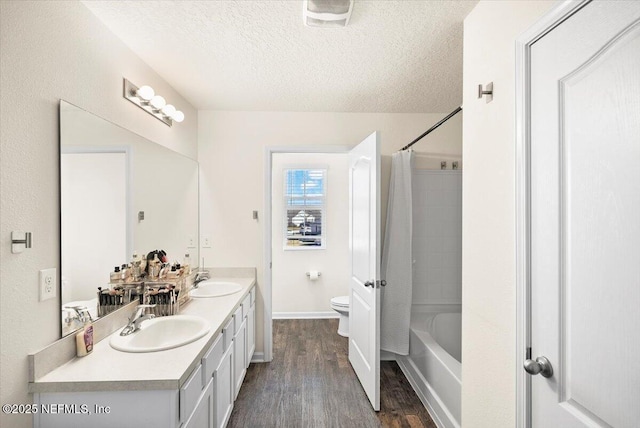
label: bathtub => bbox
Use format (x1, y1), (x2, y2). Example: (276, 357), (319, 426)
(396, 312), (462, 428)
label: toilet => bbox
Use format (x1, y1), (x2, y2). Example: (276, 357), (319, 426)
(330, 295), (350, 337)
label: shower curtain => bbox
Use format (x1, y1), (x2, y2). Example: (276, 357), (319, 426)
(381, 150), (413, 355)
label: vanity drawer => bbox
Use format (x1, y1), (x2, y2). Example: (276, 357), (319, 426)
(222, 317), (234, 351)
(250, 287), (255, 307)
(180, 364), (203, 423)
(201, 333), (224, 384)
(233, 305), (243, 335)
(242, 295), (251, 317)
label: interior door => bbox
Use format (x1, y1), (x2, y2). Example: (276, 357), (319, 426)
(61, 151), (128, 303)
(529, 1), (640, 426)
(348, 132), (381, 411)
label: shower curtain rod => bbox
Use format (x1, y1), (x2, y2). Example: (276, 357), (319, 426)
(400, 106), (462, 151)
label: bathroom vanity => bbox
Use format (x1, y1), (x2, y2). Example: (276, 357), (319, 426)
(30, 271), (256, 428)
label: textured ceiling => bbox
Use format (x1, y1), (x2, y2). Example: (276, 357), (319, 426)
(82, 0), (477, 113)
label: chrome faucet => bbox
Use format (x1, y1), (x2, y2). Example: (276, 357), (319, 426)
(120, 304), (156, 336)
(193, 270), (210, 287)
(65, 305), (93, 325)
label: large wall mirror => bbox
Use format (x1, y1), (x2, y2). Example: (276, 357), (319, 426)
(60, 100), (198, 336)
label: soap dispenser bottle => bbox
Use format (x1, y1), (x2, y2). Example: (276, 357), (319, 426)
(75, 318), (94, 357)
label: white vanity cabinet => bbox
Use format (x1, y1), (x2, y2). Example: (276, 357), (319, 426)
(33, 335), (219, 428)
(32, 283), (257, 428)
(215, 318), (235, 428)
(33, 331), (226, 428)
(182, 378), (214, 428)
(232, 305), (247, 399)
(246, 287), (256, 367)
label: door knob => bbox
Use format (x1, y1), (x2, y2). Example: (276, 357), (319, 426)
(523, 356), (553, 378)
(364, 280), (374, 287)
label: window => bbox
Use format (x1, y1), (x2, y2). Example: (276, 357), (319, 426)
(284, 168), (326, 249)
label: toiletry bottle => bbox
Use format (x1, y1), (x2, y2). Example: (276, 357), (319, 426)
(183, 253), (191, 275)
(139, 251), (147, 273)
(159, 263), (169, 279)
(168, 265), (178, 279)
(150, 253), (160, 279)
(121, 264), (131, 282)
(132, 260), (141, 281)
(76, 318), (94, 357)
(110, 266), (122, 283)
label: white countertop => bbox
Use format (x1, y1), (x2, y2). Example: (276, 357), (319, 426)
(30, 276), (255, 393)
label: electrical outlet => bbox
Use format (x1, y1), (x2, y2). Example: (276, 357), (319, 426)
(188, 236), (196, 248)
(202, 235), (211, 248)
(39, 268), (56, 301)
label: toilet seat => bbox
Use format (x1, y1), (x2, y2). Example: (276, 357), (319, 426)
(330, 295), (350, 337)
(331, 295), (349, 308)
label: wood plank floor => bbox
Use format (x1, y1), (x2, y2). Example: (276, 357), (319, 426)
(229, 319), (436, 428)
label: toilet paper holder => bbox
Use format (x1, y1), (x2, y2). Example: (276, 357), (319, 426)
(306, 272), (322, 277)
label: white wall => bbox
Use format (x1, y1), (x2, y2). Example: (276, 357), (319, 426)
(0, 2), (198, 427)
(271, 153), (349, 316)
(198, 111), (462, 355)
(461, 1), (554, 426)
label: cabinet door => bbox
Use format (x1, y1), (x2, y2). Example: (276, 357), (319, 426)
(215, 345), (234, 428)
(233, 319), (247, 400)
(180, 365), (204, 423)
(246, 304), (255, 368)
(183, 379), (214, 428)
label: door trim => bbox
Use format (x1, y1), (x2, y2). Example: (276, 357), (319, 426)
(514, 1), (590, 427)
(263, 145), (350, 362)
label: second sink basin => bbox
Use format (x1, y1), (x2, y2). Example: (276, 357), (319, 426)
(110, 315), (210, 353)
(190, 280), (242, 298)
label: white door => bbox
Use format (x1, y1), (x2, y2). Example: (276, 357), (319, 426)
(61, 151), (127, 302)
(529, 1), (640, 427)
(348, 132), (381, 411)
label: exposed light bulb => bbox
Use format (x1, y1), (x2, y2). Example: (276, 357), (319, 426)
(161, 104), (176, 117)
(149, 95), (166, 110)
(124, 79), (185, 126)
(136, 85), (155, 101)
(172, 111), (185, 123)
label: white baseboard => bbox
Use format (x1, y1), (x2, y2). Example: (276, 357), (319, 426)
(251, 352), (265, 363)
(272, 311), (338, 319)
(381, 350), (397, 361)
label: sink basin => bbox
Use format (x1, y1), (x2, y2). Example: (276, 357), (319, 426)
(190, 281), (242, 298)
(110, 315), (210, 353)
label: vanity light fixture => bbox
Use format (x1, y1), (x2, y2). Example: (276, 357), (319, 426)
(123, 78), (185, 126)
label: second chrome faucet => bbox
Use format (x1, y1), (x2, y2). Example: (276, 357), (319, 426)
(120, 304), (156, 336)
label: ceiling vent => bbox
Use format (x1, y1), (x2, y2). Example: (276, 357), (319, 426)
(303, 0), (354, 28)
